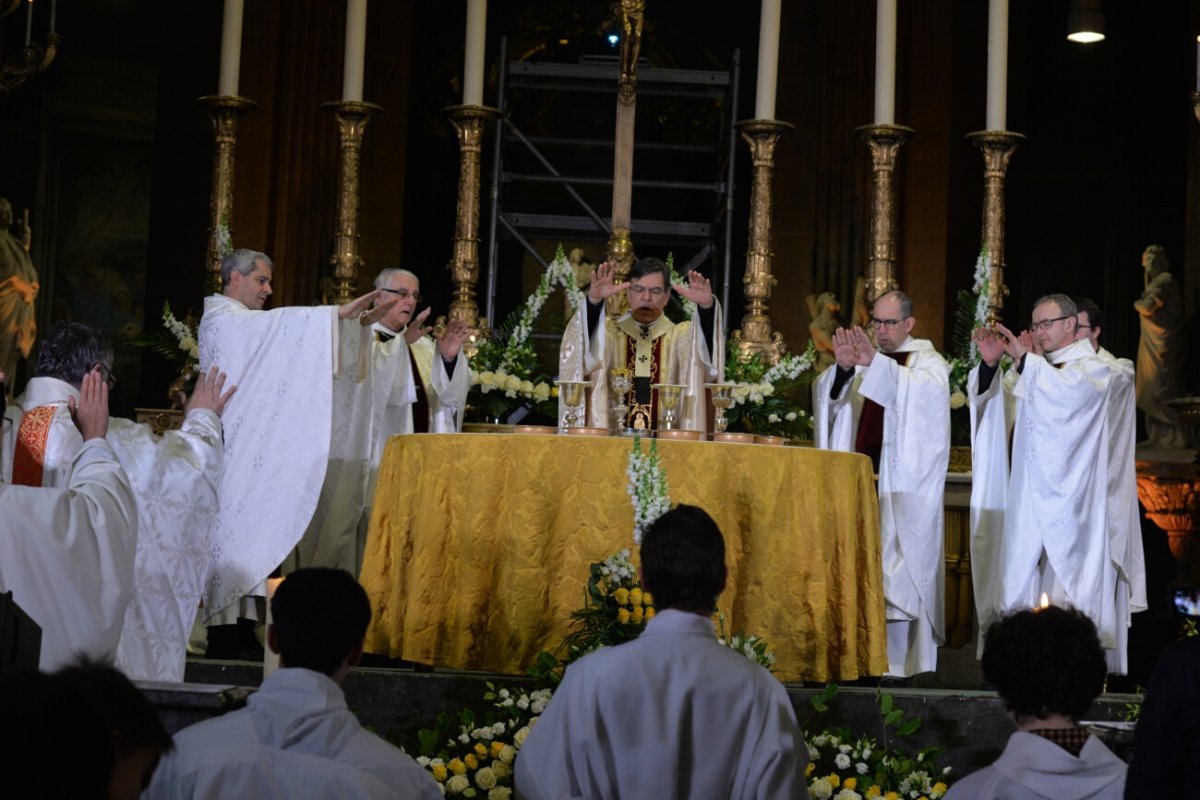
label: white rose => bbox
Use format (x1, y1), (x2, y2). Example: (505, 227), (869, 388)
(767, 413), (780, 423)
(491, 762), (511, 779)
(809, 777), (833, 799)
(835, 752), (851, 769)
(417, 756), (431, 766)
(474, 767), (497, 790)
(949, 390), (967, 410)
(488, 789), (512, 800)
(513, 726), (531, 747)
(498, 744), (516, 764)
(855, 762), (868, 774)
(834, 790), (862, 800)
(458, 732), (470, 744)
(492, 722), (506, 734)
(785, 411), (797, 421)
(445, 774), (470, 795)
(520, 380), (534, 394)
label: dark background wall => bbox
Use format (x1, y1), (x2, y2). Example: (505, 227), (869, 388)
(1, 0), (1196, 414)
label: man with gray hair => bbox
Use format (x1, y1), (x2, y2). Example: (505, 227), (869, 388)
(2, 321), (233, 678)
(812, 289), (950, 678)
(970, 293), (1143, 673)
(199, 249), (394, 653)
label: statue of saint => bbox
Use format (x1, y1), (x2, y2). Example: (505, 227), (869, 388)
(806, 291), (842, 373)
(1135, 244), (1190, 449)
(0, 198), (39, 387)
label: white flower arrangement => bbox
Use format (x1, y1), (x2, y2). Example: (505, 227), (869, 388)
(598, 549), (637, 584)
(215, 217), (233, 259)
(473, 369), (553, 402)
(497, 245), (582, 374)
(163, 303), (201, 363)
(626, 435), (671, 545)
(665, 253), (697, 319)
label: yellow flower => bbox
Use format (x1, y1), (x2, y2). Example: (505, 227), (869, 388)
(805, 763), (815, 777)
(464, 754), (478, 770)
(828, 774), (840, 788)
(632, 606), (644, 624)
(643, 592), (653, 605)
(614, 587), (630, 606)
(617, 608), (631, 625)
(630, 587), (643, 606)
(645, 608), (655, 620)
(474, 743), (488, 758)
(844, 778), (856, 790)
(448, 758), (466, 775)
(490, 741), (505, 758)
(931, 783), (948, 799)
(884, 793), (899, 800)
(431, 764), (448, 782)
(865, 787), (881, 798)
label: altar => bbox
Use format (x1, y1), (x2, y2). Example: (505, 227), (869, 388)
(359, 433), (887, 682)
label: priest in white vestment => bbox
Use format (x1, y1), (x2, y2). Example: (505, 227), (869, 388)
(515, 505), (807, 800)
(199, 249), (392, 634)
(1, 324), (233, 680)
(945, 607), (1127, 799)
(812, 290), (950, 677)
(558, 258), (722, 432)
(0, 369), (139, 670)
(969, 294), (1142, 673)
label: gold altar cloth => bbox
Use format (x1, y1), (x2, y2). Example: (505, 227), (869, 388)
(360, 434), (886, 682)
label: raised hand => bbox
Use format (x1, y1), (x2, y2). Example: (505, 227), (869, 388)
(404, 307), (434, 345)
(182, 366), (238, 417)
(973, 327), (1006, 367)
(832, 327), (857, 370)
(672, 270), (714, 309)
(994, 323), (1027, 361)
(437, 318), (471, 361)
(850, 326), (876, 366)
(68, 368), (109, 441)
(1018, 329), (1041, 357)
(338, 289), (379, 320)
(587, 261), (630, 304)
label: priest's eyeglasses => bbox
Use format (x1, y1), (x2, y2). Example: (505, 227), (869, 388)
(90, 363), (117, 389)
(870, 317), (904, 329)
(1028, 315), (1071, 332)
(381, 288), (422, 303)
(629, 285), (666, 297)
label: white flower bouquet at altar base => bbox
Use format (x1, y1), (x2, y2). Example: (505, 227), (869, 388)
(626, 434), (670, 545)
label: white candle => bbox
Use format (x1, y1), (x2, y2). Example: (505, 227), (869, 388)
(986, 0), (1009, 131)
(263, 577), (285, 678)
(873, 0), (897, 124)
(1195, 36), (1199, 92)
(24, 0), (32, 48)
(49, 0), (55, 35)
(217, 0), (244, 97)
(463, 0), (487, 105)
(754, 0), (782, 120)
(342, 0), (368, 102)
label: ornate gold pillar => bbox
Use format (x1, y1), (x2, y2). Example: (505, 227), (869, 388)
(605, 0), (646, 318)
(966, 130), (1024, 325)
(444, 104), (499, 336)
(322, 100), (383, 304)
(731, 119), (793, 365)
(855, 124), (913, 306)
(199, 95), (257, 294)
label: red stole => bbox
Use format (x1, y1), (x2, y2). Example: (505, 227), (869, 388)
(12, 405), (55, 486)
(853, 351), (910, 473)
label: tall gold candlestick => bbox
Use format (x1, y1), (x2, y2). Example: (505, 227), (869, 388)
(322, 100), (383, 304)
(855, 123), (913, 305)
(445, 104), (499, 338)
(731, 118), (793, 365)
(967, 129), (1024, 325)
(199, 95), (257, 294)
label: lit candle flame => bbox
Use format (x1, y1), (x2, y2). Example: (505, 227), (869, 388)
(1038, 592), (1051, 610)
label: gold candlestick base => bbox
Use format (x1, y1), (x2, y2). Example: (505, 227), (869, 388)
(322, 100), (384, 304)
(967, 129), (1024, 326)
(445, 104), (500, 342)
(199, 94), (258, 294)
(732, 119), (794, 366)
(855, 123), (914, 306)
(0, 31), (59, 96)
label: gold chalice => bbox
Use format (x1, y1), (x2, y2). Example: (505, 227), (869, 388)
(555, 380), (592, 431)
(705, 383), (736, 433)
(609, 368), (632, 432)
(652, 383), (687, 431)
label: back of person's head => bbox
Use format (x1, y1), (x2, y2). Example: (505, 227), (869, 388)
(982, 606), (1106, 724)
(55, 659), (172, 799)
(33, 322), (113, 387)
(1074, 296), (1103, 331)
(271, 568), (372, 676)
(0, 668), (112, 799)
(640, 505), (727, 615)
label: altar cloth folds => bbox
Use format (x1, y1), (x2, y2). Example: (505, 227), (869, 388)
(360, 434), (886, 682)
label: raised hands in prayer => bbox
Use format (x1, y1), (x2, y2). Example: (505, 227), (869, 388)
(673, 270), (715, 309)
(68, 368), (109, 441)
(339, 289), (399, 327)
(404, 307), (433, 345)
(587, 261), (630, 304)
(832, 326), (877, 369)
(437, 318), (471, 361)
(181, 366), (238, 417)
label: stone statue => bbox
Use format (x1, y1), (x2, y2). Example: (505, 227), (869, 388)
(1135, 244), (1190, 449)
(806, 291), (842, 373)
(852, 277), (870, 329)
(0, 198), (39, 386)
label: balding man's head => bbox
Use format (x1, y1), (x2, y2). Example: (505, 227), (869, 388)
(871, 290), (915, 353)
